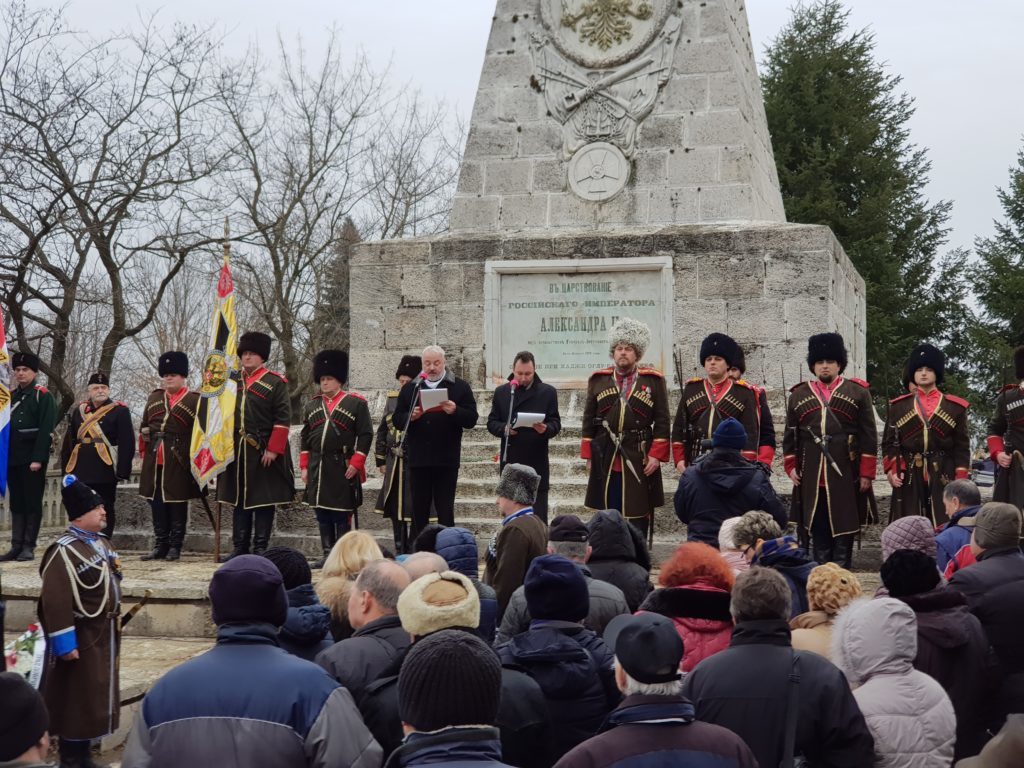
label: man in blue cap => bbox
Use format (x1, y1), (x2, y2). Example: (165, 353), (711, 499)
(674, 417), (786, 546)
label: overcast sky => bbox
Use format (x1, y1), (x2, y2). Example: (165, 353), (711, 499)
(63, 0), (1024, 255)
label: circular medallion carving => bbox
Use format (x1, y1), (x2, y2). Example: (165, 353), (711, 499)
(568, 142), (629, 202)
(539, 0), (674, 69)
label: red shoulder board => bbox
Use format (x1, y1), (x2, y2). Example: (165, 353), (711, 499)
(266, 370), (288, 383)
(732, 379), (751, 389)
(590, 367), (614, 377)
(1001, 383), (1020, 393)
(789, 382), (806, 393)
(945, 394), (970, 409)
(34, 384), (48, 394)
(847, 378), (870, 389)
(686, 376), (703, 384)
(890, 393), (914, 404)
(346, 391), (367, 401)
(637, 367), (663, 378)
(116, 401), (128, 407)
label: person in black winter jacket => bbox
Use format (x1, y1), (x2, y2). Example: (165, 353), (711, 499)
(495, 556), (620, 766)
(360, 571), (550, 767)
(674, 418), (786, 546)
(262, 547), (333, 662)
(683, 567), (874, 768)
(882, 549), (997, 759)
(585, 509), (653, 612)
(434, 526), (499, 643)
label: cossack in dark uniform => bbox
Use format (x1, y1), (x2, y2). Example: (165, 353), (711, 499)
(217, 332), (294, 559)
(375, 355), (424, 553)
(38, 476), (122, 766)
(138, 351), (202, 561)
(582, 319), (670, 540)
(60, 372), (136, 540)
(883, 343), (970, 527)
(987, 346), (1024, 509)
(393, 359), (478, 538)
(300, 349), (373, 565)
(2, 351), (57, 562)
(783, 334), (877, 567)
(731, 346), (777, 468)
(671, 334), (760, 468)
(486, 365), (562, 523)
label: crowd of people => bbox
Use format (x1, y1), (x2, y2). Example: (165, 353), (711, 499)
(3, 461), (1023, 767)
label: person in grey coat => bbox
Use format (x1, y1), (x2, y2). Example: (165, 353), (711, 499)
(316, 559), (412, 700)
(496, 515), (629, 644)
(122, 556), (381, 768)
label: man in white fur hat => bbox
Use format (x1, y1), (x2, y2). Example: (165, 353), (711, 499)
(581, 318), (670, 540)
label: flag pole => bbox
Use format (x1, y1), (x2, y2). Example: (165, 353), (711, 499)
(213, 217), (231, 563)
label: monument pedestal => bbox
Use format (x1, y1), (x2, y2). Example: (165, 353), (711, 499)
(349, 222), (866, 392)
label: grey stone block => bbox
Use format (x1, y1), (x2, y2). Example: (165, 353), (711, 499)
(484, 159), (532, 195)
(402, 264), (463, 306)
(676, 40), (733, 75)
(464, 125), (518, 159)
(470, 89), (498, 125)
(350, 265), (402, 308)
(457, 162), (483, 195)
(660, 74), (709, 112)
(685, 110), (747, 146)
(666, 147), (720, 185)
(765, 251), (832, 299)
(698, 253), (764, 299)
(385, 307), (436, 347)
(518, 123), (562, 156)
(699, 185), (755, 221)
(640, 115), (685, 148)
(438, 304), (484, 347)
(648, 187), (699, 224)
(499, 194), (549, 229)
(351, 240), (430, 267)
(634, 151), (668, 186)
(672, 252), (700, 300)
(532, 159), (566, 192)
(726, 298), (787, 341)
(548, 193), (594, 229)
(450, 197), (500, 232)
(479, 52), (533, 88)
(350, 310), (385, 348)
(784, 297), (829, 339)
(700, 2), (731, 39)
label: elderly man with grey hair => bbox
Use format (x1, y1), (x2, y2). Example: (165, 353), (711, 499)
(496, 514), (629, 643)
(393, 345), (478, 538)
(554, 613), (757, 768)
(935, 478), (982, 574)
(316, 559), (412, 699)
(682, 567), (874, 768)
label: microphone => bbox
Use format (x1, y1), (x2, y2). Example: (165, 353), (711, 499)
(509, 379), (520, 391)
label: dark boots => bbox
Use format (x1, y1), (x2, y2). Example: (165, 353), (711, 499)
(311, 521), (335, 569)
(252, 509), (274, 555)
(166, 504), (188, 561)
(59, 739), (99, 768)
(0, 514), (26, 561)
(141, 503), (170, 561)
(220, 508), (253, 562)
(833, 533), (855, 569)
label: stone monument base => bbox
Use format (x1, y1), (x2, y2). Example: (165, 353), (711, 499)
(350, 222), (866, 393)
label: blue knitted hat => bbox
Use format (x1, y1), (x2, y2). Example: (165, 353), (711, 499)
(712, 417), (746, 451)
(524, 554), (588, 622)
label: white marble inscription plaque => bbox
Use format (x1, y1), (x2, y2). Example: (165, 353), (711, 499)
(484, 257), (673, 388)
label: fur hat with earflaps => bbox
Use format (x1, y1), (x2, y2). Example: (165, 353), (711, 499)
(608, 317), (651, 360)
(313, 349), (348, 383)
(806, 333), (848, 373)
(496, 463), (540, 505)
(11, 351), (40, 372)
(61, 475), (105, 521)
(396, 355), (422, 380)
(906, 343), (945, 385)
(158, 351), (189, 377)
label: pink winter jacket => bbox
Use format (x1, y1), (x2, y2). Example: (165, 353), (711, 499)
(638, 584), (733, 672)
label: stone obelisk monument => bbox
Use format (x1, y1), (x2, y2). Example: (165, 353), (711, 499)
(350, 0), (866, 391)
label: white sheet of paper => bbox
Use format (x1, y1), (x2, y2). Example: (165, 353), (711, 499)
(419, 387), (449, 411)
(514, 412), (545, 428)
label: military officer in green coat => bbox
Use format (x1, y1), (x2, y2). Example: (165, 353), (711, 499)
(2, 352), (58, 562)
(300, 349), (373, 567)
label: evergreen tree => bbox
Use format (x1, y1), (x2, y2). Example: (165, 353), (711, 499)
(761, 0), (969, 397)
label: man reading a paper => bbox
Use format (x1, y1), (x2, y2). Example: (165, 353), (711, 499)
(394, 345), (478, 538)
(486, 351), (562, 522)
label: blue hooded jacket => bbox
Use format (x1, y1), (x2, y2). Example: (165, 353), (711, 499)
(436, 526), (498, 643)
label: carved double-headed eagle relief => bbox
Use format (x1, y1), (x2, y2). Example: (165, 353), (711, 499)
(532, 0), (682, 201)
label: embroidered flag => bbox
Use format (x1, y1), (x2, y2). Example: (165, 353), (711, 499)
(190, 237), (239, 488)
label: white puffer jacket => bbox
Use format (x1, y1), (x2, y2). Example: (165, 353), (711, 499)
(832, 598), (955, 768)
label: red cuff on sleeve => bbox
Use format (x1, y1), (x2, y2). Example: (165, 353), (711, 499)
(988, 436), (1006, 461)
(740, 450), (757, 462)
(757, 445), (775, 466)
(267, 424), (290, 455)
(299, 451), (309, 470)
(138, 434), (146, 459)
(860, 455), (877, 479)
(647, 439), (669, 463)
(672, 442), (685, 466)
(955, 468), (969, 480)
(581, 439), (592, 460)
(783, 454), (797, 476)
(349, 452), (366, 472)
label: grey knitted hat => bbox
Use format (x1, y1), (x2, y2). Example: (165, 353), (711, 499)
(608, 317), (651, 360)
(496, 463), (540, 505)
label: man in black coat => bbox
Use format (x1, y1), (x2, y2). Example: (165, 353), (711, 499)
(393, 345), (478, 538)
(948, 502), (1024, 720)
(683, 567), (874, 768)
(674, 418), (786, 546)
(315, 559), (411, 701)
(60, 371), (136, 539)
(487, 351), (562, 523)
